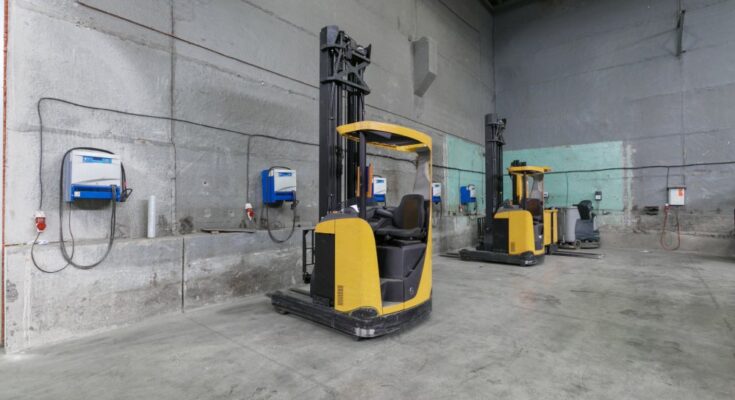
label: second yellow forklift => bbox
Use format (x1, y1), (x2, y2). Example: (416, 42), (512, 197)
(459, 115), (558, 266)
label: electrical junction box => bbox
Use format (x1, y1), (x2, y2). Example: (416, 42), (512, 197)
(594, 191), (603, 201)
(668, 186), (686, 206)
(372, 177), (387, 202)
(432, 182), (442, 203)
(262, 168), (297, 204)
(63, 150), (122, 202)
(460, 184), (476, 204)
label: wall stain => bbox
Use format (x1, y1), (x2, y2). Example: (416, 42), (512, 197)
(723, 318), (733, 332)
(620, 308), (664, 321)
(562, 382), (591, 397)
(179, 216), (194, 234)
(625, 338), (682, 355)
(6, 281), (18, 303)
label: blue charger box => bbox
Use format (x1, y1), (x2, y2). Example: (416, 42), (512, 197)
(69, 185), (121, 202)
(262, 170), (296, 204)
(460, 186), (476, 204)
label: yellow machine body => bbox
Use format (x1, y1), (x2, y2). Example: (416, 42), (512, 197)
(333, 121), (432, 317)
(270, 121), (433, 337)
(270, 28), (431, 337)
(505, 166), (559, 254)
(499, 165), (551, 257)
(461, 163), (552, 266)
(314, 218), (382, 313)
(313, 216), (433, 316)
(543, 208), (558, 247)
(459, 115), (569, 266)
(493, 209), (544, 256)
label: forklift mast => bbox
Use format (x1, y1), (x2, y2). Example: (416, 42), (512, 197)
(480, 114), (506, 251)
(318, 26), (372, 218)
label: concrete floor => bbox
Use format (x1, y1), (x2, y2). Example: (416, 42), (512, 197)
(1, 248), (733, 399)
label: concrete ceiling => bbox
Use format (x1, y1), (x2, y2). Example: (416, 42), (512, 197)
(479, 0), (538, 14)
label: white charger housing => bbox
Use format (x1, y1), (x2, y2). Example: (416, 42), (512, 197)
(372, 176), (387, 202)
(63, 150), (122, 202)
(432, 182), (442, 203)
(271, 168), (297, 193)
(668, 186), (686, 206)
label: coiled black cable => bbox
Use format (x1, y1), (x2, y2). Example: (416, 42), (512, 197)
(31, 147), (124, 273)
(265, 201), (297, 244)
(58, 147), (119, 269)
(263, 166), (298, 244)
(432, 200), (443, 227)
(660, 206), (681, 251)
(38, 97), (415, 206)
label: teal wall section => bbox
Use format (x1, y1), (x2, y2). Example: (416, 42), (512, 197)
(446, 136), (485, 214)
(444, 139), (626, 214)
(504, 141), (625, 211)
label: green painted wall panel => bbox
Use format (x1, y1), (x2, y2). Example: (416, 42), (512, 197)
(444, 139), (626, 215)
(504, 141), (625, 211)
(445, 136), (485, 213)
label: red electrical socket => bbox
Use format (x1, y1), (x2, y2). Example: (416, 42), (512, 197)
(245, 203), (255, 221)
(34, 211), (47, 233)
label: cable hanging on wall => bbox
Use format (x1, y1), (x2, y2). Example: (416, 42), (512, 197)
(32, 146), (131, 273)
(35, 97), (431, 245)
(35, 96), (735, 242)
(37, 97), (424, 204)
(262, 166), (299, 244)
(660, 204), (681, 251)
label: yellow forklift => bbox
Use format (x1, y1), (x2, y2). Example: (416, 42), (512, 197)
(268, 26), (432, 338)
(458, 115), (599, 266)
(459, 115), (558, 266)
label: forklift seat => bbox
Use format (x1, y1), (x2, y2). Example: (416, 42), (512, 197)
(526, 198), (543, 220)
(374, 194), (426, 240)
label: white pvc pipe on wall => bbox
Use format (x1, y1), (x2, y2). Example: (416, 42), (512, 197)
(147, 195), (156, 238)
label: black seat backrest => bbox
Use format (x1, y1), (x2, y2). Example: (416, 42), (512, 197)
(526, 198), (543, 220)
(577, 200), (593, 220)
(393, 194), (425, 229)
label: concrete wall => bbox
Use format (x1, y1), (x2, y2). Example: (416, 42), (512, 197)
(446, 135), (486, 215)
(495, 0), (735, 240)
(0, 0), (5, 347)
(3, 0), (494, 352)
